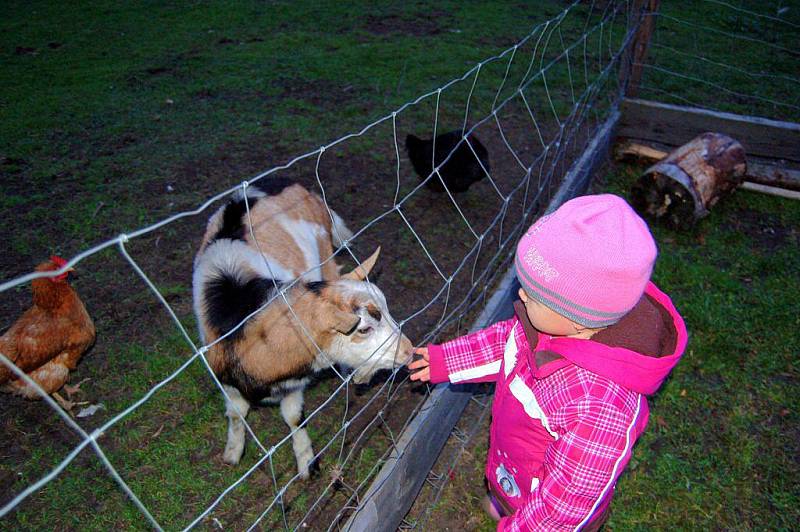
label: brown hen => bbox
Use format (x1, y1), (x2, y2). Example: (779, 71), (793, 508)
(0, 256), (95, 405)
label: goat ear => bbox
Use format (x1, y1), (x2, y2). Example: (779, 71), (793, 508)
(331, 309), (360, 335)
(341, 246), (380, 281)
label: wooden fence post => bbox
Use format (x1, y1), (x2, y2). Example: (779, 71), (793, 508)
(625, 0), (660, 97)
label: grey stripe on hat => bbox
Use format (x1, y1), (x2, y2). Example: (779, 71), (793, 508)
(515, 256), (628, 328)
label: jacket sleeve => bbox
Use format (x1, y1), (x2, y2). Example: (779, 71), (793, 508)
(498, 399), (635, 531)
(427, 317), (516, 384)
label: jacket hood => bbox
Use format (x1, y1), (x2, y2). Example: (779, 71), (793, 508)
(516, 282), (687, 395)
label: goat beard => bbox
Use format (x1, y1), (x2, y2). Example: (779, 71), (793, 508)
(351, 364), (379, 385)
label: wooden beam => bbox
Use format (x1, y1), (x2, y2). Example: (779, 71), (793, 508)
(747, 161), (800, 192)
(625, 0), (660, 98)
(618, 98), (800, 162)
(740, 182), (800, 200)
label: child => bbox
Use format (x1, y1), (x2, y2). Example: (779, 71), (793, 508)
(409, 194), (687, 531)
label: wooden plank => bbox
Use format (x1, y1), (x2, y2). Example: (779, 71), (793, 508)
(740, 182), (800, 200)
(345, 107), (622, 532)
(747, 162), (800, 192)
(618, 98), (800, 162)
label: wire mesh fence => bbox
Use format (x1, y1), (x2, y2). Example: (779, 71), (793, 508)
(2, 1), (651, 529)
(403, 0), (800, 528)
(639, 0), (800, 122)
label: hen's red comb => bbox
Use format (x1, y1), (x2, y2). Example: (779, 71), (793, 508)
(50, 255), (68, 268)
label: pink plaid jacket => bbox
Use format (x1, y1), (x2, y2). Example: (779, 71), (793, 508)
(428, 282), (687, 531)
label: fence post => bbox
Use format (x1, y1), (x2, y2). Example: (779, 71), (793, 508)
(625, 0), (660, 97)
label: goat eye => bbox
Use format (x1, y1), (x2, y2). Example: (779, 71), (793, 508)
(366, 305), (382, 322)
(358, 326), (373, 335)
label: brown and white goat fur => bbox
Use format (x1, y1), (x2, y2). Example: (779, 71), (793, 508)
(192, 179), (412, 478)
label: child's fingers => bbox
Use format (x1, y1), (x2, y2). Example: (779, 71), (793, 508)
(407, 358), (428, 371)
(409, 367), (430, 382)
(408, 346), (431, 382)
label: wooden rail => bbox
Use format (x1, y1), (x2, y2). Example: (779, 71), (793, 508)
(618, 98), (800, 162)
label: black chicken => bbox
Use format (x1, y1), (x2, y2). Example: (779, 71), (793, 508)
(405, 130), (491, 193)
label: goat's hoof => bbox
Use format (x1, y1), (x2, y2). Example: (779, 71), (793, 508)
(308, 456), (321, 477)
(222, 448), (243, 465)
(297, 456), (320, 480)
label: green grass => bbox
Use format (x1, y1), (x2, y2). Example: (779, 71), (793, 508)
(1, 0), (798, 530)
(0, 0), (614, 258)
(598, 165), (800, 530)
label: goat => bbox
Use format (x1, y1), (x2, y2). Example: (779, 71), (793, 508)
(192, 179), (413, 478)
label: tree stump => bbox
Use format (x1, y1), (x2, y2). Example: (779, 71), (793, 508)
(630, 132), (747, 229)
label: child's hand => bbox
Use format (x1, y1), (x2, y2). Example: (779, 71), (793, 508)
(407, 347), (430, 382)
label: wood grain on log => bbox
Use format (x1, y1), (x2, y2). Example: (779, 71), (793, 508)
(630, 132), (746, 228)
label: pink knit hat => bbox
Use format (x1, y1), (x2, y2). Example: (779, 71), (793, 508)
(515, 194), (657, 328)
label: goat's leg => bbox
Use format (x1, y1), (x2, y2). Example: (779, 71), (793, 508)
(280, 387), (316, 479)
(222, 385), (251, 465)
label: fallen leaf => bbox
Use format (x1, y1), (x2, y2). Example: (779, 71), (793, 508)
(76, 403), (106, 418)
(680, 389), (687, 397)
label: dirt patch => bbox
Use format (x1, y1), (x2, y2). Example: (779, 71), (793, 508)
(276, 77), (367, 109)
(405, 385), (496, 531)
(214, 36), (266, 46)
(362, 11), (450, 38)
(730, 208), (795, 253)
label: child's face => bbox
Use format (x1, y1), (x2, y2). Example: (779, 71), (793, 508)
(518, 288), (578, 337)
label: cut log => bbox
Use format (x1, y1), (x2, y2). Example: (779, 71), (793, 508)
(616, 141), (800, 191)
(629, 132), (746, 228)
